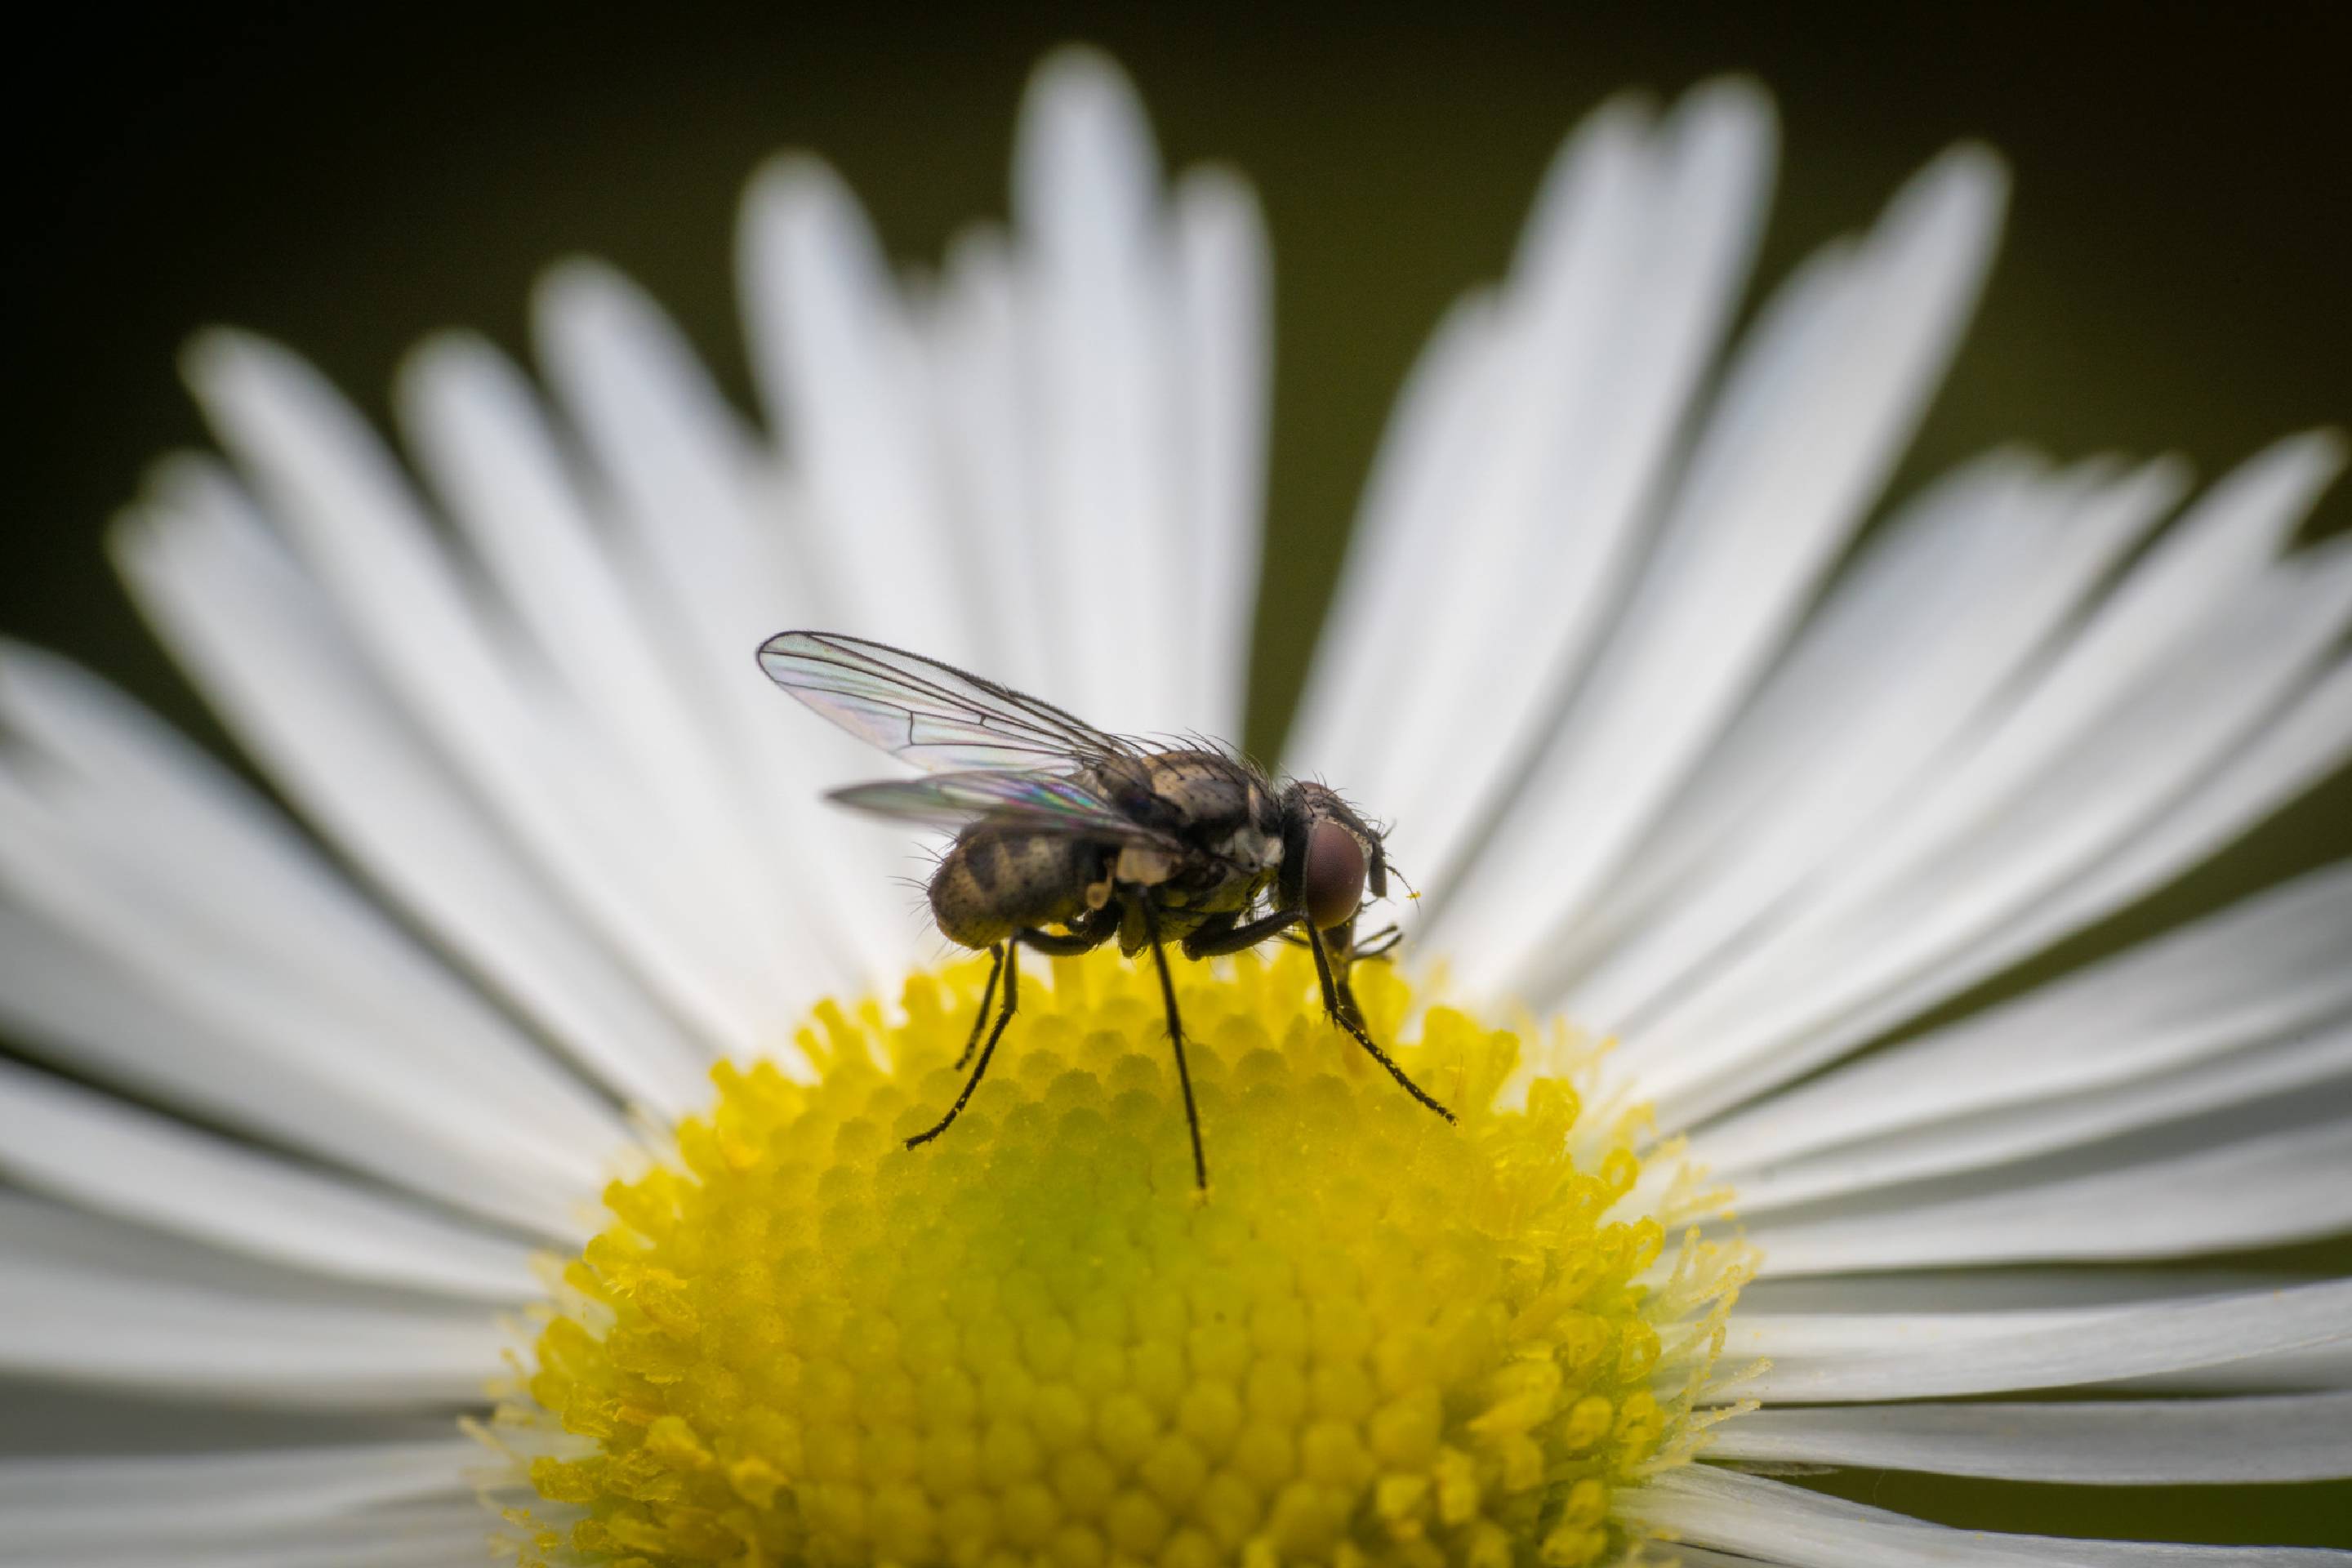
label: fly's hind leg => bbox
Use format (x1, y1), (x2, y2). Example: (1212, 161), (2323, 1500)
(908, 941), (1019, 1150)
(1307, 921), (1456, 1125)
(910, 915), (1117, 1152)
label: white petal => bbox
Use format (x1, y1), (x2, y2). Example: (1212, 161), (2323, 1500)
(0, 642), (641, 1147)
(0, 1501), (498, 1568)
(740, 154), (978, 657)
(115, 459), (713, 1117)
(1734, 1280), (2352, 1395)
(1697, 861), (2352, 1176)
(1285, 290), (1498, 797)
(1646, 570), (2352, 1130)
(0, 902), (578, 1241)
(0, 778), (596, 1236)
(1290, 83), (1775, 848)
(2012, 652), (2352, 945)
(1787, 433), (2341, 935)
(184, 330), (773, 1058)
(1299, 92), (1673, 818)
(1630, 439), (2347, 1125)
(1727, 1277), (2352, 1401)
(1766, 648), (2352, 1093)
(532, 259), (919, 997)
(1393, 84), (1780, 883)
(1010, 47), (1186, 738)
(1561, 452), (2175, 1025)
(1170, 166), (1271, 737)
(1555, 449), (2052, 990)
(1437, 145), (2008, 995)
(1736, 1267), (2295, 1316)
(2105, 1347), (2352, 1394)
(1707, 1391), (2352, 1483)
(1731, 1018), (2352, 1214)
(0, 1058), (536, 1301)
(0, 1436), (478, 1548)
(929, 226), (1053, 689)
(1686, 541), (2352, 1106)
(0, 1377), (457, 1458)
(0, 1198), (507, 1407)
(1745, 1116), (2352, 1275)
(397, 332), (825, 1037)
(1628, 1465), (2350, 1566)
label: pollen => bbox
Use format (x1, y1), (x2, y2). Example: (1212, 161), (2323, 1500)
(502, 947), (1749, 1567)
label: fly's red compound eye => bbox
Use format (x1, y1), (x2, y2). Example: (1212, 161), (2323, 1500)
(1303, 818), (1367, 931)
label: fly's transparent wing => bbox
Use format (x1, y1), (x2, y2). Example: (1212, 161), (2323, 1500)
(758, 630), (1138, 773)
(828, 770), (1179, 849)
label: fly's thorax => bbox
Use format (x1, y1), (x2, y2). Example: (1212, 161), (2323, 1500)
(1112, 842), (1177, 888)
(1094, 749), (1270, 839)
(929, 826), (1108, 948)
(1212, 818), (1283, 880)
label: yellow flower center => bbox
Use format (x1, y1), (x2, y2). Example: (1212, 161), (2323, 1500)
(502, 947), (1747, 1567)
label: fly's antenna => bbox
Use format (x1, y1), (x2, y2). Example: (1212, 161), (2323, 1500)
(1385, 858), (1423, 903)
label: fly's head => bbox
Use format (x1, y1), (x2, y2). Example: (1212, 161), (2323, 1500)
(1277, 781), (1388, 933)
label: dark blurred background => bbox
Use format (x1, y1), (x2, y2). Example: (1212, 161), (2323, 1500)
(5, 0), (2349, 1545)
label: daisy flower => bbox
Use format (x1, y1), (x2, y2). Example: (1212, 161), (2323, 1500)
(4, 44), (2350, 1568)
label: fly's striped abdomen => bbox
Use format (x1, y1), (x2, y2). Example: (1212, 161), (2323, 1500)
(929, 827), (1106, 948)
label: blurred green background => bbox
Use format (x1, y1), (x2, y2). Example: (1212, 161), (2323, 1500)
(5, 0), (2349, 1547)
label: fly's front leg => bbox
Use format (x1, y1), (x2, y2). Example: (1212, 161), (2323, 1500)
(1183, 907), (1303, 960)
(908, 941), (1020, 1150)
(1307, 921), (1455, 1125)
(1139, 898), (1210, 1192)
(1273, 917), (1400, 960)
(1325, 913), (1361, 985)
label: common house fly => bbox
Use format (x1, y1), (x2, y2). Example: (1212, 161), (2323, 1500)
(758, 630), (1455, 1190)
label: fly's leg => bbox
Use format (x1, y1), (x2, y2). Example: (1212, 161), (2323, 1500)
(1188, 908), (1442, 1121)
(1307, 920), (1455, 1125)
(907, 941), (1019, 1149)
(1017, 924), (1111, 957)
(1140, 898), (1211, 1192)
(955, 943), (1005, 1071)
(910, 915), (1118, 1152)
(1303, 913), (1353, 1024)
(1183, 907), (1303, 959)
(1274, 918), (1400, 960)
(910, 914), (1119, 1153)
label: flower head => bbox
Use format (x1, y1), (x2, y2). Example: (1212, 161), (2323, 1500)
(510, 949), (1747, 1566)
(3, 43), (2350, 1568)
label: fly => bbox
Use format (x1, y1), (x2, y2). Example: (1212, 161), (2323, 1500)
(758, 630), (1454, 1190)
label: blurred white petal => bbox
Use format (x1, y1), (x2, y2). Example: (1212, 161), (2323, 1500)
(1731, 1278), (2352, 1401)
(1628, 1466), (2348, 1566)
(1708, 1392), (2352, 1484)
